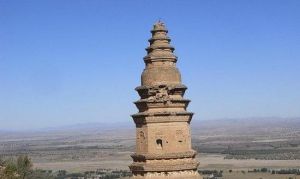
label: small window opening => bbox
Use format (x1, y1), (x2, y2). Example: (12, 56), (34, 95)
(178, 140), (183, 143)
(156, 139), (163, 149)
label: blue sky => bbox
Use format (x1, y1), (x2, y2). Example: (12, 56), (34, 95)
(0, 0), (299, 130)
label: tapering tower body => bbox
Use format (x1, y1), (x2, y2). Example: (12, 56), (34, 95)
(129, 22), (202, 179)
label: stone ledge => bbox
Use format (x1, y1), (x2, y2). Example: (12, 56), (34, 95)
(132, 113), (193, 124)
(129, 160), (199, 172)
(135, 84), (187, 91)
(135, 98), (190, 104)
(131, 150), (197, 160)
(132, 111), (193, 117)
(144, 57), (177, 64)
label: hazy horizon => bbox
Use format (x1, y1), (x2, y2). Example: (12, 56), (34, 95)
(1, 0), (300, 130)
(1, 116), (299, 132)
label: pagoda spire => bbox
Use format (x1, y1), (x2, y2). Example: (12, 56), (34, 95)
(141, 22), (182, 86)
(144, 21), (177, 66)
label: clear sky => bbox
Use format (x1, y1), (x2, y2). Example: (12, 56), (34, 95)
(1, 0), (299, 130)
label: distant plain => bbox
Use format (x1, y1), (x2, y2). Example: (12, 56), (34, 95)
(1, 118), (299, 174)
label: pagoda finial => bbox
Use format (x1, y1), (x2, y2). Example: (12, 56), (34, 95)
(152, 20), (167, 32)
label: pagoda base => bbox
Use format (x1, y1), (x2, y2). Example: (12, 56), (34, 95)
(131, 170), (203, 179)
(129, 156), (202, 179)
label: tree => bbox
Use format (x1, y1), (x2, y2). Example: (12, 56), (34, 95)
(0, 165), (4, 178)
(16, 155), (33, 179)
(1, 160), (19, 179)
(0, 156), (34, 179)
